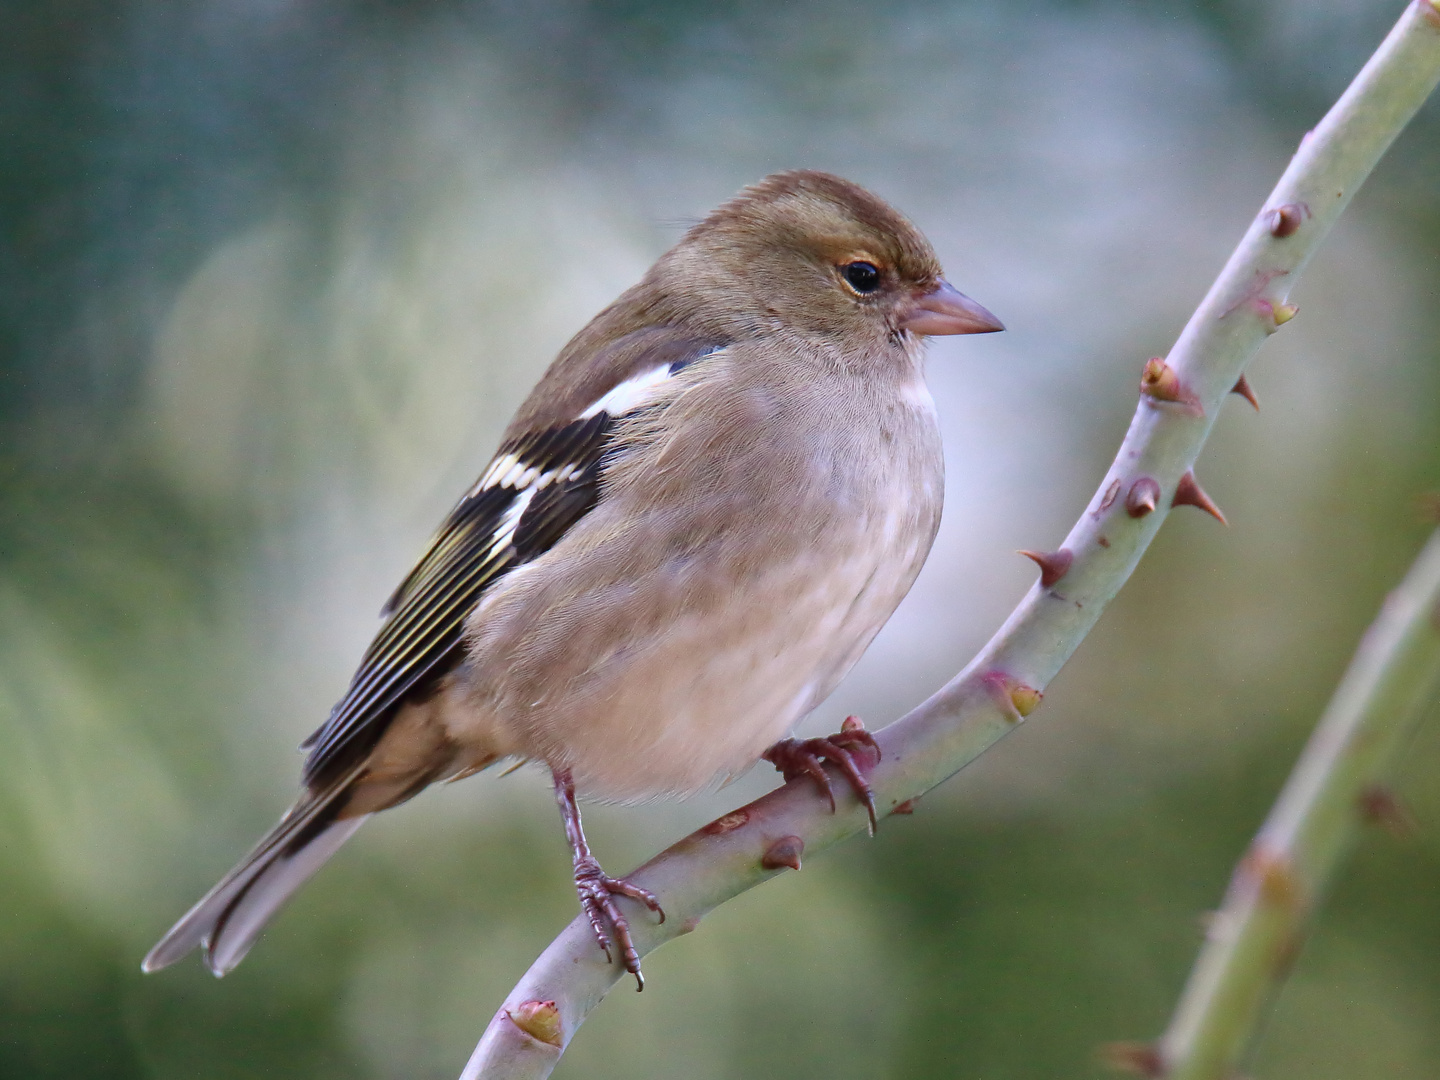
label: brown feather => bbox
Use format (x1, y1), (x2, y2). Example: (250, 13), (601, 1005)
(148, 170), (982, 971)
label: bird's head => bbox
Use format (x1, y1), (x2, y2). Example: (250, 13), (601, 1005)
(654, 170), (1003, 352)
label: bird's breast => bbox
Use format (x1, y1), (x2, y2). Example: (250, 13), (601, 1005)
(457, 361), (945, 802)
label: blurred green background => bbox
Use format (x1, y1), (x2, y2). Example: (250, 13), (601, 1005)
(3, 1), (1438, 1077)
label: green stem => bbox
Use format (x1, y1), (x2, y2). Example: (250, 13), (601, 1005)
(463, 4), (1440, 1077)
(1153, 527), (1440, 1080)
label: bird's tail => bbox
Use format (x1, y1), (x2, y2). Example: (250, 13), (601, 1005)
(143, 776), (366, 977)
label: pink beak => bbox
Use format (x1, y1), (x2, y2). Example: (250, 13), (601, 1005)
(900, 280), (1004, 336)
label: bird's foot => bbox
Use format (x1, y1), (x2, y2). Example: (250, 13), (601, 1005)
(572, 855), (664, 990)
(762, 716), (881, 835)
(553, 766), (665, 990)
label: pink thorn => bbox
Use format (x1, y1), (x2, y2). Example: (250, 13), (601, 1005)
(1358, 785), (1417, 837)
(1230, 373), (1260, 411)
(1126, 478), (1160, 518)
(1098, 1041), (1166, 1077)
(1266, 202), (1310, 237)
(1171, 471), (1228, 525)
(761, 835), (805, 871)
(1018, 547), (1074, 588)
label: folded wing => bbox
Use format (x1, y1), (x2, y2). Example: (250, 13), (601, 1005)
(298, 332), (725, 789)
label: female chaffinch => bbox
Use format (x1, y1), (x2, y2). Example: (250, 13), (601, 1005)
(144, 170), (1002, 988)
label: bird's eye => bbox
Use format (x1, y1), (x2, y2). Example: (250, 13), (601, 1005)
(841, 261), (881, 295)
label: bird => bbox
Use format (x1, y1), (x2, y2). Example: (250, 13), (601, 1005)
(142, 169), (1003, 989)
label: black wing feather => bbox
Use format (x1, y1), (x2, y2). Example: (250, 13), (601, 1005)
(298, 341), (720, 788)
(299, 416), (608, 785)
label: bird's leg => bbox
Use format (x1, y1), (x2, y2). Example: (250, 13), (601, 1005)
(762, 716), (881, 835)
(551, 768), (664, 991)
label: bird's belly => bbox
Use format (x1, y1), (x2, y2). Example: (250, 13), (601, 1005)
(455, 375), (945, 804)
(540, 526), (929, 803)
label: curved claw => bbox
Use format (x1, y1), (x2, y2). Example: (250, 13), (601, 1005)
(574, 856), (665, 991)
(763, 718), (881, 835)
(822, 741), (878, 833)
(608, 877), (666, 922)
(553, 770), (665, 992)
(765, 741), (837, 812)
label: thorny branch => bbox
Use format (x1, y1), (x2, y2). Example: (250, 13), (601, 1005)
(1102, 528), (1440, 1080)
(462, 4), (1440, 1077)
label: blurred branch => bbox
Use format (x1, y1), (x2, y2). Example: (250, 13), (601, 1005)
(462, 5), (1440, 1077)
(1110, 527), (1440, 1080)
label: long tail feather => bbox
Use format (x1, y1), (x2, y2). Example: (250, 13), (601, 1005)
(143, 780), (367, 976)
